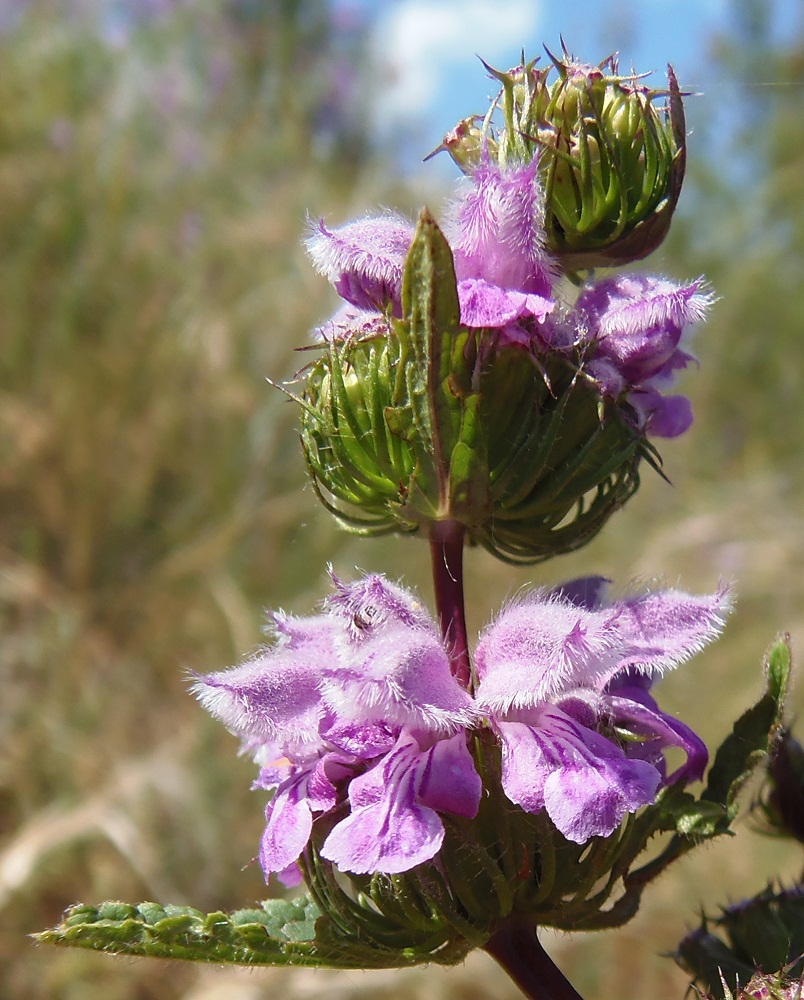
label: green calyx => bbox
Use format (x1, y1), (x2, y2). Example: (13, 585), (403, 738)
(300, 210), (650, 563)
(442, 48), (686, 269)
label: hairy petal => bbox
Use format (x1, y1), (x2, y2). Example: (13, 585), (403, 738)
(268, 610), (339, 650)
(326, 572), (436, 639)
(321, 625), (477, 733)
(321, 736), (445, 874)
(497, 707), (661, 842)
(191, 646), (327, 749)
(445, 160), (554, 296)
(474, 594), (622, 712)
(605, 585), (731, 685)
(576, 274), (712, 383)
(305, 215), (414, 314)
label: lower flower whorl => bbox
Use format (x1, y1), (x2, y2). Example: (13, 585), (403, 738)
(194, 571), (728, 896)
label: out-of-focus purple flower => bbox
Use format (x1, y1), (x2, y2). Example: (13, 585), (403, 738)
(474, 578), (729, 842)
(195, 571), (728, 878)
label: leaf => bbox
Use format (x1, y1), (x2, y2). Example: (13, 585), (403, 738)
(394, 209), (490, 525)
(34, 895), (439, 969)
(703, 634), (791, 820)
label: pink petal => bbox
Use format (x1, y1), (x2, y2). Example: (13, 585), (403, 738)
(191, 646), (328, 749)
(445, 160), (555, 296)
(321, 624), (477, 733)
(457, 278), (554, 328)
(496, 707), (661, 843)
(321, 737), (444, 874)
(608, 585), (731, 683)
(305, 215), (413, 314)
(474, 593), (622, 712)
(417, 732), (482, 818)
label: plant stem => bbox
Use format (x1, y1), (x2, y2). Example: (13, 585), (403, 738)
(484, 924), (586, 1000)
(429, 519), (471, 690)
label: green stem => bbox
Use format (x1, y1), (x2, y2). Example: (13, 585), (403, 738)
(429, 520), (471, 690)
(483, 924), (586, 1000)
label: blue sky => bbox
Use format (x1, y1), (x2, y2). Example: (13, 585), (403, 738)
(343, 0), (802, 173)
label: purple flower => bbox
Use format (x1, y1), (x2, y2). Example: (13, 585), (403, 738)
(306, 161), (555, 344)
(473, 578), (729, 842)
(304, 165), (711, 440)
(193, 573), (481, 879)
(195, 571), (728, 877)
(575, 273), (713, 438)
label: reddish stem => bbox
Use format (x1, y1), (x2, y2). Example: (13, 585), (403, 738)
(484, 924), (586, 1000)
(429, 520), (471, 690)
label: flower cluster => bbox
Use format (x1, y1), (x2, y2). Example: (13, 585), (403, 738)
(194, 572), (728, 882)
(307, 159), (711, 441)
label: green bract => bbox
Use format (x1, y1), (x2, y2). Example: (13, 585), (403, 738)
(300, 210), (651, 563)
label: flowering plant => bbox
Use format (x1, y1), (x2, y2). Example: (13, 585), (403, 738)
(38, 47), (799, 1000)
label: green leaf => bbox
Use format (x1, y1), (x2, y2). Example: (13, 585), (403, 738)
(34, 895), (442, 969)
(396, 208), (491, 525)
(703, 634), (791, 820)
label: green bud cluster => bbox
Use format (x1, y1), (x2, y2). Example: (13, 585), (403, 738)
(437, 47), (686, 270)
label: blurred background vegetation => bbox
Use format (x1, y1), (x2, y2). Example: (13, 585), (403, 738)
(1, 1), (803, 998)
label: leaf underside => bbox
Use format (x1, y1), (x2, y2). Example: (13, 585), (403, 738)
(33, 896), (452, 969)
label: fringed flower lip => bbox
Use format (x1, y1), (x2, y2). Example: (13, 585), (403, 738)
(193, 572), (729, 877)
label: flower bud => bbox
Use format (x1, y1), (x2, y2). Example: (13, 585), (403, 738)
(425, 116), (498, 172)
(677, 886), (804, 1000)
(438, 48), (686, 269)
(756, 729), (804, 844)
(696, 969), (804, 1000)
